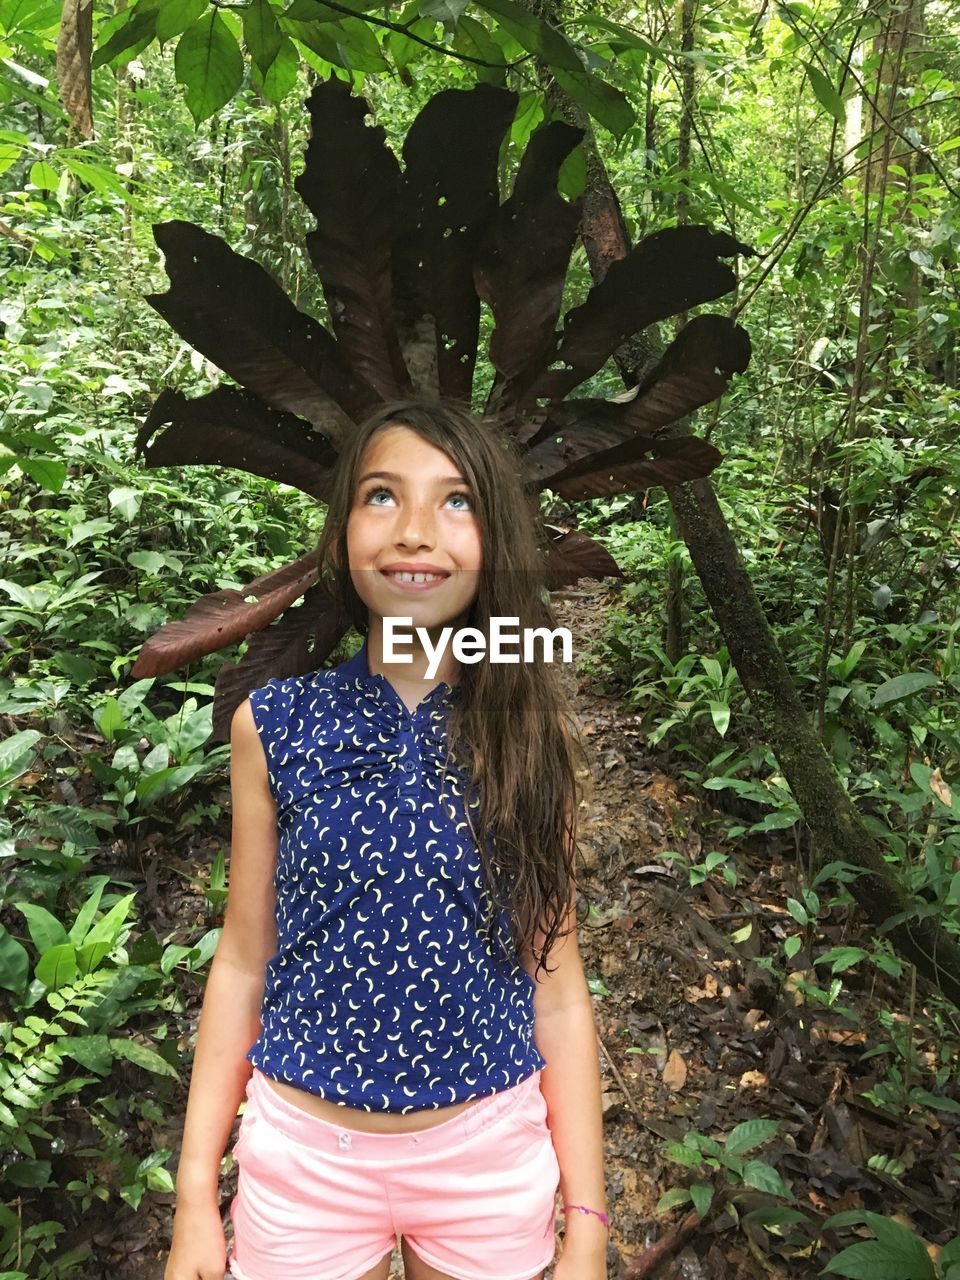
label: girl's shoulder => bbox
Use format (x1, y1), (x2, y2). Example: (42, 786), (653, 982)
(248, 665), (338, 713)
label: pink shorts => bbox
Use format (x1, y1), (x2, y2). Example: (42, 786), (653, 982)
(228, 1067), (560, 1280)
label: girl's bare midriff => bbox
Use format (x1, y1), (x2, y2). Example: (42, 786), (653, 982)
(264, 1076), (484, 1133)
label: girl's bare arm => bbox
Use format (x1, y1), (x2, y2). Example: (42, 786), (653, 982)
(173, 698), (278, 1206)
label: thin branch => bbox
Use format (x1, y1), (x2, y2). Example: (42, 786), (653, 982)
(213, 0), (529, 69)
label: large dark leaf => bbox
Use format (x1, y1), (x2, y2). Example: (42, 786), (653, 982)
(211, 585), (349, 741)
(522, 316), (751, 476)
(296, 80), (410, 400)
(544, 529), (624, 588)
(393, 84), (518, 401)
(529, 226), (753, 402)
(476, 121), (583, 415)
(147, 221), (380, 435)
(137, 387), (336, 500)
(130, 550), (321, 678)
(543, 435), (723, 501)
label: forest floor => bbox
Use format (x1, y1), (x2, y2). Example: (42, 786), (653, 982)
(99, 588), (960, 1280)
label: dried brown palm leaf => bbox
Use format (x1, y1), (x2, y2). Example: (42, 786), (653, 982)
(296, 80), (410, 400)
(544, 528), (623, 589)
(522, 316), (751, 482)
(147, 221), (379, 436)
(475, 120), (584, 416)
(528, 226), (752, 404)
(211, 585), (349, 740)
(131, 550), (321, 679)
(138, 387), (336, 501)
(393, 84), (518, 402)
(544, 435), (723, 501)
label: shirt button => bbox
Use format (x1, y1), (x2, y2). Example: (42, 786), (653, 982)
(402, 761), (416, 773)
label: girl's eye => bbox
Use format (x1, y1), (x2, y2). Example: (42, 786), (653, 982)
(446, 491), (474, 511)
(363, 486), (395, 506)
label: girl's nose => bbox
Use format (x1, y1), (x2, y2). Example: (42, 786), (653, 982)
(393, 501), (435, 549)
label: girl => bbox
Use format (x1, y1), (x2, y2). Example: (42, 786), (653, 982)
(165, 400), (608, 1280)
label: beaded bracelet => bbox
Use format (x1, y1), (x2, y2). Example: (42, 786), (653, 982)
(562, 1204), (609, 1229)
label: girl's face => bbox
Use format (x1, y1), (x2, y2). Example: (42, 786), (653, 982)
(346, 425), (483, 634)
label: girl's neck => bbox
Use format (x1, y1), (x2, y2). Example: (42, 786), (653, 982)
(365, 615), (463, 689)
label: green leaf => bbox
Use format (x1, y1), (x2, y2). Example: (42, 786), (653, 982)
(52, 650), (97, 691)
(15, 903), (68, 954)
(690, 1183), (713, 1217)
(68, 877), (111, 946)
(35, 943), (79, 990)
(665, 1141), (703, 1168)
(553, 67), (635, 139)
(175, 11), (244, 125)
(0, 729), (41, 781)
(577, 14), (662, 55)
(59, 1034), (113, 1075)
(251, 33), (298, 102)
(128, 550), (165, 576)
(65, 515), (113, 549)
(453, 14), (504, 81)
(784, 934), (802, 959)
(0, 128), (28, 174)
(27, 161), (58, 193)
(909, 1089), (960, 1116)
(156, 0), (208, 43)
(786, 897), (809, 926)
(816, 946), (867, 974)
(76, 940), (113, 975)
(135, 763), (205, 806)
(725, 1119), (779, 1155)
(92, 1), (160, 69)
(83, 893), (136, 949)
(18, 456), (66, 493)
(741, 1160), (792, 1199)
(4, 1159), (51, 1188)
(0, 924), (30, 996)
(802, 60), (845, 126)
(708, 700), (731, 736)
(823, 1233), (934, 1279)
(656, 1186), (692, 1213)
(108, 486), (143, 520)
(319, 17), (388, 72)
(242, 0), (283, 74)
(109, 1037), (179, 1079)
(474, 0), (582, 72)
(871, 671), (938, 709)
(558, 142), (586, 198)
(94, 697), (126, 742)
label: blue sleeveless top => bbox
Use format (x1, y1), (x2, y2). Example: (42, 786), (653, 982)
(244, 640), (546, 1112)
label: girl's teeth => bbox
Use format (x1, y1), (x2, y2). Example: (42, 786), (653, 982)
(392, 572), (443, 582)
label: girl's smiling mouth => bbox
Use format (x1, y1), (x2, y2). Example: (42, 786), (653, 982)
(379, 562), (451, 590)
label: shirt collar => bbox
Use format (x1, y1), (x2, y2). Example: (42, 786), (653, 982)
(335, 638), (457, 714)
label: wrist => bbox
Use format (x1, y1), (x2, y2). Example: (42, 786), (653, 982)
(175, 1162), (221, 1207)
(561, 1205), (609, 1249)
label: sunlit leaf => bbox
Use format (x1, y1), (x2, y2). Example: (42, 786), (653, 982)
(174, 11), (244, 125)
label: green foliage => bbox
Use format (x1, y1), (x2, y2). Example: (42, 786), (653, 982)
(656, 1120), (793, 1221)
(821, 1211), (959, 1280)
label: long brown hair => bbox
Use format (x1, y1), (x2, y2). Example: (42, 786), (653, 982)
(315, 399), (586, 980)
